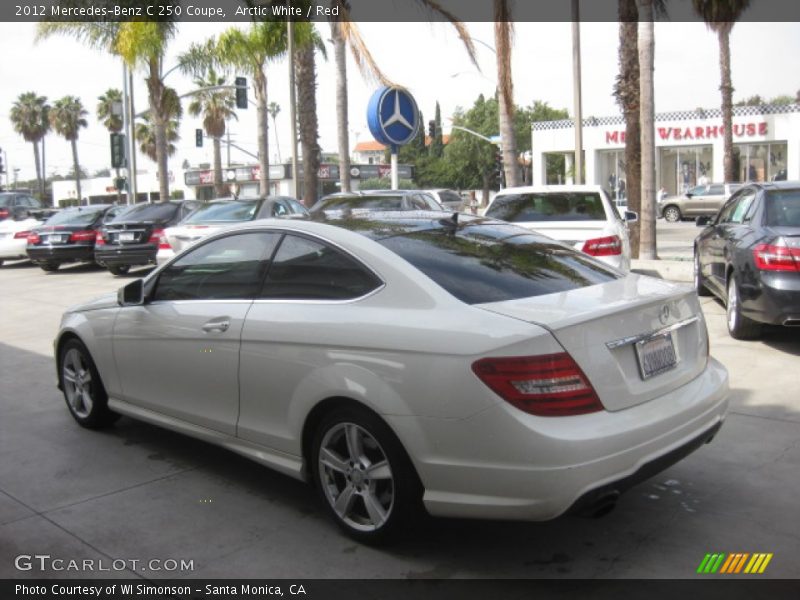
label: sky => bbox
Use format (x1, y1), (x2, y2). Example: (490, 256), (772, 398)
(0, 20), (798, 184)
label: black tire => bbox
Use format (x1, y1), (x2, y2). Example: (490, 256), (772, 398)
(726, 276), (761, 340)
(40, 262), (60, 272)
(0, 259), (4, 267)
(693, 251), (712, 297)
(311, 405), (423, 544)
(108, 265), (130, 276)
(59, 339), (120, 428)
(663, 205), (682, 223)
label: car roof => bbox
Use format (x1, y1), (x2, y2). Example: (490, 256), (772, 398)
(496, 184), (607, 195)
(747, 180), (800, 192)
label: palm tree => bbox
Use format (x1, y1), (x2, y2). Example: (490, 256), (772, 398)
(268, 102), (281, 162)
(692, 0), (751, 183)
(494, 1), (519, 188)
(97, 88), (124, 202)
(638, 1), (657, 260)
(188, 69), (237, 197)
(50, 96), (88, 205)
(134, 87), (181, 196)
(9, 92), (50, 201)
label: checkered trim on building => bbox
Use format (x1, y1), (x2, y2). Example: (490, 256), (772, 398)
(531, 103), (800, 131)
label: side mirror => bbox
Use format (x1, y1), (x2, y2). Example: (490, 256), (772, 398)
(624, 210), (638, 223)
(696, 216), (713, 227)
(118, 279), (144, 306)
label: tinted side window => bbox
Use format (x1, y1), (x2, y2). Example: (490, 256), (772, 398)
(765, 190), (800, 227)
(261, 234), (382, 300)
(154, 233), (280, 301)
(719, 190), (755, 224)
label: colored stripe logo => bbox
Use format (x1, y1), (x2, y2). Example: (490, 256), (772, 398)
(697, 553), (773, 574)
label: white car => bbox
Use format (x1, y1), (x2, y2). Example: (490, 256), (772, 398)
(486, 185), (637, 271)
(0, 217), (42, 266)
(55, 212), (728, 542)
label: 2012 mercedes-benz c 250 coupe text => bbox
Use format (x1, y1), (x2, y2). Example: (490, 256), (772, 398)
(54, 212), (729, 543)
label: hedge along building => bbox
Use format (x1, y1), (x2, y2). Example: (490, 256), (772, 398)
(530, 103), (800, 197)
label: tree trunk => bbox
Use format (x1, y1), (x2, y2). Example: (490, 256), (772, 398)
(295, 44), (320, 206)
(256, 70), (270, 197)
(213, 136), (224, 197)
(718, 26), (735, 182)
(32, 141), (43, 201)
(494, 20), (519, 188)
(148, 59), (169, 203)
(638, 2), (657, 260)
(71, 139), (82, 205)
(332, 22), (351, 193)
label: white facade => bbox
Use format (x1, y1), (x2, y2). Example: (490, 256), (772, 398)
(52, 169), (192, 207)
(531, 104), (800, 197)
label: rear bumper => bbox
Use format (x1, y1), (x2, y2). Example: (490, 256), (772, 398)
(27, 244), (94, 264)
(95, 244), (157, 267)
(388, 357), (729, 521)
(741, 272), (800, 326)
(0, 238), (28, 260)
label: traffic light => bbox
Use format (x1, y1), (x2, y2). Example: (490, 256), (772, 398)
(110, 133), (126, 169)
(428, 120), (435, 139)
(235, 76), (248, 109)
(195, 129), (203, 148)
(495, 148), (504, 185)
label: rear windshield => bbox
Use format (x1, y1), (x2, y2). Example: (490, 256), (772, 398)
(378, 226), (619, 305)
(765, 191), (800, 227)
(315, 196), (404, 212)
(0, 194), (12, 208)
(110, 202), (178, 223)
(44, 207), (106, 226)
(184, 201), (258, 223)
(487, 192), (607, 222)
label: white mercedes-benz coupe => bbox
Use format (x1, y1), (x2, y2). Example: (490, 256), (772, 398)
(55, 212), (728, 542)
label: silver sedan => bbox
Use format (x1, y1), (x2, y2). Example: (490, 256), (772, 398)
(55, 213), (729, 543)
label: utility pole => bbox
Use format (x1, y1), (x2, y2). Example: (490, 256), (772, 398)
(127, 66), (139, 203)
(572, 0), (584, 184)
(288, 19), (299, 200)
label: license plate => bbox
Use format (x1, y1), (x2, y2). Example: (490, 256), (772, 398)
(119, 232), (136, 242)
(635, 332), (678, 380)
(46, 234), (67, 244)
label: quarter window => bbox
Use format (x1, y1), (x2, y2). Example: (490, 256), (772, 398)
(261, 234), (381, 300)
(153, 233), (280, 301)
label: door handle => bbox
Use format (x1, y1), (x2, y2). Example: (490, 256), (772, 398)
(202, 319), (230, 333)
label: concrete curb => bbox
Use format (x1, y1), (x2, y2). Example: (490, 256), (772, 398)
(631, 258), (693, 283)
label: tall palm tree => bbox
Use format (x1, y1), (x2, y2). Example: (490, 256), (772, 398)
(494, 0), (519, 188)
(97, 88), (124, 202)
(134, 87), (181, 196)
(268, 102), (281, 162)
(638, 1), (657, 260)
(692, 0), (751, 183)
(50, 96), (88, 205)
(9, 92), (50, 201)
(188, 69), (237, 197)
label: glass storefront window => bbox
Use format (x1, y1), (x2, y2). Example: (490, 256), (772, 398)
(597, 150), (626, 200)
(659, 145), (713, 196)
(733, 142), (787, 182)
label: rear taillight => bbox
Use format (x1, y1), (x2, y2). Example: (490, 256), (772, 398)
(0, 209), (8, 219)
(151, 228), (171, 250)
(14, 230), (31, 239)
(753, 242), (800, 272)
(27, 232), (41, 244)
(471, 353), (603, 417)
(95, 231), (106, 246)
(70, 230), (96, 242)
(582, 235), (622, 257)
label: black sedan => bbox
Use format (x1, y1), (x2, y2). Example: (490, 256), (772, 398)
(95, 200), (201, 275)
(27, 204), (127, 272)
(694, 181), (800, 339)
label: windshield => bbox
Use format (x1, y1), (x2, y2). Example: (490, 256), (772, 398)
(110, 202), (178, 223)
(43, 207), (106, 226)
(378, 225), (619, 305)
(0, 194), (12, 208)
(765, 191), (800, 227)
(486, 192), (607, 222)
(184, 201), (258, 224)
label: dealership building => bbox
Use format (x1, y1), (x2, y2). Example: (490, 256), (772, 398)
(530, 103), (799, 196)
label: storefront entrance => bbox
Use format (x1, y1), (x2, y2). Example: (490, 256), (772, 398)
(659, 145), (713, 196)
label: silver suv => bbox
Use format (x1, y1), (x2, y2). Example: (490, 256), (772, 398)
(658, 183), (743, 222)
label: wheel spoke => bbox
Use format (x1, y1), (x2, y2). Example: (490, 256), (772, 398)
(333, 484), (357, 518)
(63, 367), (77, 385)
(344, 424), (363, 462)
(365, 460), (392, 480)
(80, 388), (94, 414)
(363, 490), (388, 526)
(320, 448), (349, 474)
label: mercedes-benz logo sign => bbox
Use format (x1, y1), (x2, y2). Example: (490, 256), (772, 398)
(659, 304), (671, 325)
(367, 86), (420, 148)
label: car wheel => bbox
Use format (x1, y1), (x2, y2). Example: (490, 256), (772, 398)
(40, 262), (60, 272)
(60, 339), (120, 428)
(726, 276), (760, 340)
(693, 252), (711, 297)
(108, 265), (130, 276)
(311, 405), (423, 543)
(663, 206), (682, 223)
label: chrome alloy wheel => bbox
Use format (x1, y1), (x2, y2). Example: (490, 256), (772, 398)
(727, 278), (738, 333)
(62, 347), (94, 418)
(318, 422), (394, 532)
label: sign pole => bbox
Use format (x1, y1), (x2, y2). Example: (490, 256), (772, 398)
(390, 145), (398, 190)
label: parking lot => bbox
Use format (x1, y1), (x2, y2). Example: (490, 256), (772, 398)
(1, 225), (799, 581)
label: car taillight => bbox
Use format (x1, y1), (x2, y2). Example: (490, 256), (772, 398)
(14, 230), (31, 239)
(582, 235), (622, 257)
(753, 242), (800, 272)
(95, 231), (106, 246)
(151, 228), (171, 250)
(0, 209), (8, 219)
(27, 232), (41, 244)
(471, 353), (603, 417)
(70, 230), (96, 242)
